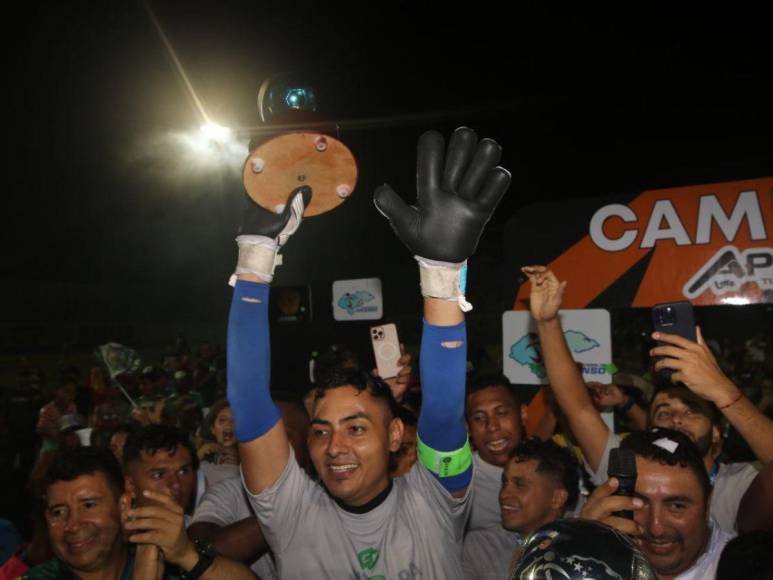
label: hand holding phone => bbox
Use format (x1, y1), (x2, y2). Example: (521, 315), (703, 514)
(371, 323), (401, 379)
(651, 301), (696, 380)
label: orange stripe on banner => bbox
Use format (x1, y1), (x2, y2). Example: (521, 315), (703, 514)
(513, 177), (773, 309)
(511, 177), (773, 429)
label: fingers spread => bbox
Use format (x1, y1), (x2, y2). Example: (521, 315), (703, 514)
(441, 127), (477, 195)
(458, 138), (502, 200)
(475, 166), (511, 211)
(416, 130), (445, 205)
(373, 186), (417, 234)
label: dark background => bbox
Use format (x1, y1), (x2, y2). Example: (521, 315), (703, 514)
(3, 2), (772, 373)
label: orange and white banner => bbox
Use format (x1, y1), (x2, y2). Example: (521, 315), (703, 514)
(509, 177), (773, 309)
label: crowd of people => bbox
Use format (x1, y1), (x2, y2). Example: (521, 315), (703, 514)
(1, 128), (771, 579)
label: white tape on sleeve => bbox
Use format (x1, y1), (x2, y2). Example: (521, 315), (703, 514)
(228, 235), (279, 286)
(416, 257), (472, 312)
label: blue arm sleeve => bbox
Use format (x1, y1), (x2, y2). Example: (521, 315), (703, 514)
(417, 320), (472, 491)
(227, 280), (281, 442)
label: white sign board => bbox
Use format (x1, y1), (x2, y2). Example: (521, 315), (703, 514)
(332, 278), (383, 321)
(502, 309), (613, 385)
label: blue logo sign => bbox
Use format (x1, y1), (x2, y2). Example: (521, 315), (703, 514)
(337, 291), (376, 315)
(509, 330), (600, 378)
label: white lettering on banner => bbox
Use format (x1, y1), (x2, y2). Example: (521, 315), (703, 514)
(695, 191), (768, 244)
(589, 204), (638, 251)
(589, 190), (767, 251)
(683, 245), (773, 299)
(640, 200), (692, 248)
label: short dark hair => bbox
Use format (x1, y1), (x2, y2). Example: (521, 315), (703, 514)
(650, 386), (722, 426)
(44, 447), (125, 501)
(396, 404), (418, 427)
(123, 424), (199, 471)
(312, 367), (400, 420)
(508, 438), (580, 511)
(466, 373), (521, 411)
(621, 428), (711, 502)
(312, 344), (361, 384)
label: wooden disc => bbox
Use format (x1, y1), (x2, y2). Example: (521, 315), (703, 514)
(243, 132), (358, 217)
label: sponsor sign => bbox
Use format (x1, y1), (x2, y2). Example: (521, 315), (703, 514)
(332, 278), (383, 321)
(503, 309), (613, 385)
(508, 178), (773, 308)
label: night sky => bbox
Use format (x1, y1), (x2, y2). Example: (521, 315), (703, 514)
(4, 2), (772, 350)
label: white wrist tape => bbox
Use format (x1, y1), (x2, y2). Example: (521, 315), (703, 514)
(228, 235), (279, 286)
(416, 257), (472, 312)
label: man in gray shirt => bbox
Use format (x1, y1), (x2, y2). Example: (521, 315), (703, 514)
(226, 128), (510, 578)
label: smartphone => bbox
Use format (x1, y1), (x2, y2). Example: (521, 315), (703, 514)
(608, 448), (637, 519)
(371, 323), (401, 379)
(651, 301), (697, 379)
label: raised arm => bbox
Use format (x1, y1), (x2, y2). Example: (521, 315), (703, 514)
(522, 266), (611, 472)
(652, 327), (773, 464)
(227, 186), (311, 494)
(375, 127), (510, 495)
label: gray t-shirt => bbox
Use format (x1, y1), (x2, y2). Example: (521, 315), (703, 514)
(584, 430), (760, 533)
(463, 454), (521, 580)
(245, 451), (472, 579)
(191, 477), (278, 580)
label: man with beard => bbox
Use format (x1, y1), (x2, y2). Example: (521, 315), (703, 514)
(522, 265), (772, 533)
(581, 429), (733, 580)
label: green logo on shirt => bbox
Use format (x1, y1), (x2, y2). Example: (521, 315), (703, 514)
(357, 548), (380, 571)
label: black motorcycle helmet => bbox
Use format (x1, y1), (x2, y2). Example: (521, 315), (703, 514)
(510, 519), (656, 580)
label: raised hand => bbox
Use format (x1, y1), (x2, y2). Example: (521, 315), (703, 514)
(650, 327), (740, 407)
(239, 185), (311, 245)
(374, 127), (510, 264)
(521, 265), (566, 323)
(232, 185), (312, 283)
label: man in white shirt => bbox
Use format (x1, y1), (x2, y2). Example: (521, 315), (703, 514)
(522, 265), (772, 533)
(581, 428), (733, 580)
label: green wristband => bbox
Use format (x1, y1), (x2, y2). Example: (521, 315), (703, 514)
(416, 435), (473, 478)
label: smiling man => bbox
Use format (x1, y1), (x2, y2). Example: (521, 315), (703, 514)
(466, 438), (579, 579)
(24, 447), (254, 580)
(462, 374), (527, 579)
(581, 428), (733, 580)
(226, 128), (510, 578)
(25, 447), (128, 580)
(523, 265), (766, 533)
(499, 438), (578, 536)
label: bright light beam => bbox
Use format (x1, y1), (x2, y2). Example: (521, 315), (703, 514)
(143, 1), (211, 125)
(200, 122), (231, 142)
